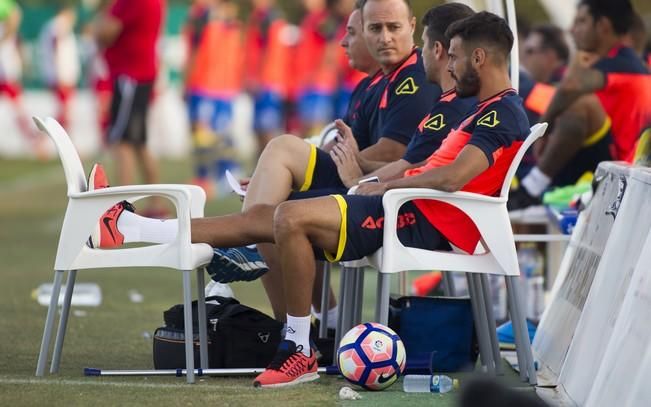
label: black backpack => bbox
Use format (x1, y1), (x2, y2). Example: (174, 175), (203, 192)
(153, 296), (283, 369)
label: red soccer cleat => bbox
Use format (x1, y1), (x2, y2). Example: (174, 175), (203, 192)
(88, 201), (135, 249)
(253, 340), (319, 388)
(88, 163), (109, 191)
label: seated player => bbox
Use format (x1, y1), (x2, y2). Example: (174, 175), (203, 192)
(213, 0), (441, 323)
(250, 0), (476, 332)
(509, 23), (614, 210)
(542, 0), (651, 164)
(87, 11), (528, 387)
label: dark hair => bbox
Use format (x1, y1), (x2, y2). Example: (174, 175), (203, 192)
(359, 0), (413, 18)
(579, 0), (634, 35)
(445, 11), (514, 61)
(354, 0), (365, 9)
(530, 23), (569, 63)
(421, 3), (475, 50)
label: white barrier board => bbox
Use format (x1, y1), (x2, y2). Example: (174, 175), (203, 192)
(532, 162), (631, 386)
(559, 167), (651, 405)
(584, 227), (651, 406)
(624, 341), (651, 407)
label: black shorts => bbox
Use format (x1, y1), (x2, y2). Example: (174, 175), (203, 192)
(298, 145), (346, 192)
(107, 75), (154, 146)
(316, 194), (450, 262)
(552, 126), (614, 187)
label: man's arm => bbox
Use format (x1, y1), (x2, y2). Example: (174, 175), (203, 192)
(536, 99), (589, 178)
(541, 61), (605, 126)
(357, 138), (407, 172)
(356, 145), (489, 195)
(94, 14), (123, 47)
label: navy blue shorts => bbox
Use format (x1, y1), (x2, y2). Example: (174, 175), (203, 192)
(316, 194), (451, 262)
(297, 144), (346, 193)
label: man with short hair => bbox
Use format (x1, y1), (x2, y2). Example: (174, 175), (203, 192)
(542, 0), (651, 163)
(89, 10), (529, 388)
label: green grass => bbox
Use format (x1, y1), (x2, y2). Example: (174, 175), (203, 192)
(0, 158), (535, 406)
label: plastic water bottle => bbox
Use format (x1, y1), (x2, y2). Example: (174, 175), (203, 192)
(403, 374), (459, 393)
(517, 244), (545, 321)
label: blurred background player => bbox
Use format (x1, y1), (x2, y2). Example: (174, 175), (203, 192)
(81, 7), (113, 143)
(542, 0), (651, 164)
(184, 0), (243, 198)
(509, 23), (614, 210)
(243, 0), (292, 153)
(293, 0), (340, 137)
(94, 0), (166, 215)
(0, 0), (44, 157)
(332, 0), (366, 122)
(38, 5), (79, 131)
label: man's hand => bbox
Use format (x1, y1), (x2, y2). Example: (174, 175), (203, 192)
(330, 143), (363, 188)
(355, 182), (389, 196)
(334, 119), (359, 154)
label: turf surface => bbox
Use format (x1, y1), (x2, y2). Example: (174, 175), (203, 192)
(0, 158), (536, 406)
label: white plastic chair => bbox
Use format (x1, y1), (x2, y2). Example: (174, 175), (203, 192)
(33, 117), (215, 383)
(361, 123), (547, 384)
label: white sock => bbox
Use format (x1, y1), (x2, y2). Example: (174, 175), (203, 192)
(285, 314), (312, 356)
(521, 167), (551, 197)
(310, 305), (338, 329)
(117, 210), (178, 244)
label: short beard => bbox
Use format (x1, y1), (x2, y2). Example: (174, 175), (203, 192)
(455, 63), (481, 98)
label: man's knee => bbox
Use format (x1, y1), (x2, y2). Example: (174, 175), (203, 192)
(273, 201), (308, 241)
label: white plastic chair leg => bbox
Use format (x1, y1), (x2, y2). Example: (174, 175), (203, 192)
(505, 276), (527, 381)
(196, 268), (208, 369)
(319, 262), (331, 339)
(353, 269), (364, 325)
(334, 267), (346, 351)
(479, 273), (503, 375)
(51, 270), (77, 373)
(507, 276), (537, 384)
(468, 274), (495, 373)
(36, 270), (65, 376)
(182, 270), (195, 384)
(376, 273), (391, 325)
(340, 268), (356, 334)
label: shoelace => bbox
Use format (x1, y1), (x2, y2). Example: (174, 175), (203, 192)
(268, 345), (306, 372)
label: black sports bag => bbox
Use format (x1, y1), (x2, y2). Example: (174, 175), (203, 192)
(153, 296), (283, 369)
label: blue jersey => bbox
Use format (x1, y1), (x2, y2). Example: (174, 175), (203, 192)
(352, 48), (442, 150)
(403, 89), (476, 164)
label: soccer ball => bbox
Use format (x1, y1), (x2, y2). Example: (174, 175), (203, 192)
(337, 322), (406, 391)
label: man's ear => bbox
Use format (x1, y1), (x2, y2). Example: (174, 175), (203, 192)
(472, 48), (486, 68)
(410, 16), (416, 34)
(434, 41), (444, 59)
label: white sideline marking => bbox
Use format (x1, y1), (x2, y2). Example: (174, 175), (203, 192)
(0, 377), (241, 390)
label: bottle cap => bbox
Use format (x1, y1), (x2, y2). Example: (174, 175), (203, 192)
(452, 379), (460, 390)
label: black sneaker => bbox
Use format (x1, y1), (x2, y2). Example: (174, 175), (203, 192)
(507, 188), (542, 211)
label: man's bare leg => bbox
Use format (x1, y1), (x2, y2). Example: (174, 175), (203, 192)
(189, 204), (277, 247)
(273, 197), (343, 319)
(242, 134), (314, 210)
(258, 242), (287, 320)
(114, 142), (137, 185)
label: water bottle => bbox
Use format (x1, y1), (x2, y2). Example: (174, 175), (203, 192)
(403, 374), (459, 393)
(517, 244), (545, 321)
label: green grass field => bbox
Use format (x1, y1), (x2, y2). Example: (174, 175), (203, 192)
(0, 158), (536, 406)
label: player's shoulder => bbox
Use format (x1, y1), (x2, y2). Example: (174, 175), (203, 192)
(473, 90), (528, 132)
(594, 46), (649, 75)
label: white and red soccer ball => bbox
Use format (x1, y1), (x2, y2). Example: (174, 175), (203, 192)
(336, 322), (406, 391)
